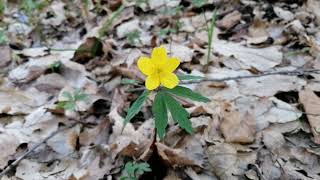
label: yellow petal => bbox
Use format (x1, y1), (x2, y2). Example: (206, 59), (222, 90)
(151, 46), (168, 66)
(146, 73), (160, 90)
(160, 72), (179, 89)
(137, 57), (156, 75)
(162, 57), (180, 72)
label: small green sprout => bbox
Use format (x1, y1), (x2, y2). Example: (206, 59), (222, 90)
(49, 61), (62, 73)
(0, 30), (7, 44)
(121, 161), (151, 180)
(125, 30), (141, 45)
(203, 9), (217, 72)
(0, 0), (5, 17)
(57, 89), (89, 111)
(21, 0), (48, 16)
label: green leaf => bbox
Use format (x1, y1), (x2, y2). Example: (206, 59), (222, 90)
(163, 93), (193, 134)
(192, 0), (208, 8)
(178, 74), (204, 81)
(152, 92), (168, 139)
(123, 90), (150, 127)
(125, 162), (135, 176)
(64, 101), (76, 111)
(121, 78), (141, 85)
(137, 163), (151, 172)
(62, 91), (73, 101)
(56, 101), (76, 111)
(164, 86), (210, 103)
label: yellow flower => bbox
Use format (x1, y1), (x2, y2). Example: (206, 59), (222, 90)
(137, 46), (180, 90)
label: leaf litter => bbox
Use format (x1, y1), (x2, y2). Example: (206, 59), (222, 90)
(1, 0), (320, 179)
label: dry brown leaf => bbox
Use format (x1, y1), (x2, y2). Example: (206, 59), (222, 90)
(235, 96), (302, 130)
(0, 88), (48, 115)
(207, 143), (257, 180)
(41, 1), (66, 26)
(299, 87), (320, 144)
(72, 37), (103, 64)
(238, 74), (306, 97)
(0, 45), (11, 70)
(164, 44), (194, 62)
(220, 111), (256, 143)
(216, 10), (242, 30)
(213, 40), (282, 71)
(0, 132), (20, 169)
(156, 135), (205, 167)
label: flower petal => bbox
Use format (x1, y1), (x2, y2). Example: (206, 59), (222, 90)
(163, 57), (180, 72)
(160, 72), (179, 89)
(146, 73), (160, 90)
(151, 46), (168, 66)
(137, 57), (156, 75)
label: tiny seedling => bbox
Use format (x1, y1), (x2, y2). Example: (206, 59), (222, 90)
(0, 29), (7, 44)
(203, 9), (217, 72)
(57, 89), (89, 111)
(121, 161), (151, 180)
(21, 0), (48, 16)
(125, 30), (141, 45)
(49, 61), (62, 73)
(0, 0), (5, 17)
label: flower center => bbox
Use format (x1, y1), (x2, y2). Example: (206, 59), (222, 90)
(156, 68), (162, 74)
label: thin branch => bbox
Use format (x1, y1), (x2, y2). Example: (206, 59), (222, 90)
(180, 69), (320, 84)
(0, 122), (78, 178)
(126, 69), (320, 92)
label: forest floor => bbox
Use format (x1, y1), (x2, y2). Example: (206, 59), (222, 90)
(0, 0), (320, 179)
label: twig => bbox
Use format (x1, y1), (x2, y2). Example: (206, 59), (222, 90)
(125, 69), (320, 92)
(0, 122), (78, 178)
(180, 69), (320, 84)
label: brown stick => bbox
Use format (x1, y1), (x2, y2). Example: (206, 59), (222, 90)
(126, 69), (320, 92)
(180, 68), (320, 84)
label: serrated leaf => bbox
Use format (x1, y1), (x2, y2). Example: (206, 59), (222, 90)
(138, 163), (151, 172)
(178, 74), (204, 81)
(62, 91), (73, 101)
(75, 93), (88, 102)
(163, 93), (193, 134)
(152, 92), (168, 139)
(164, 86), (210, 102)
(123, 90), (150, 127)
(56, 101), (67, 109)
(125, 162), (135, 175)
(64, 101), (76, 111)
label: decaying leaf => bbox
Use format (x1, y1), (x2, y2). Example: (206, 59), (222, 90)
(220, 111), (256, 143)
(213, 40), (283, 71)
(157, 135), (205, 167)
(207, 143), (256, 180)
(299, 87), (320, 144)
